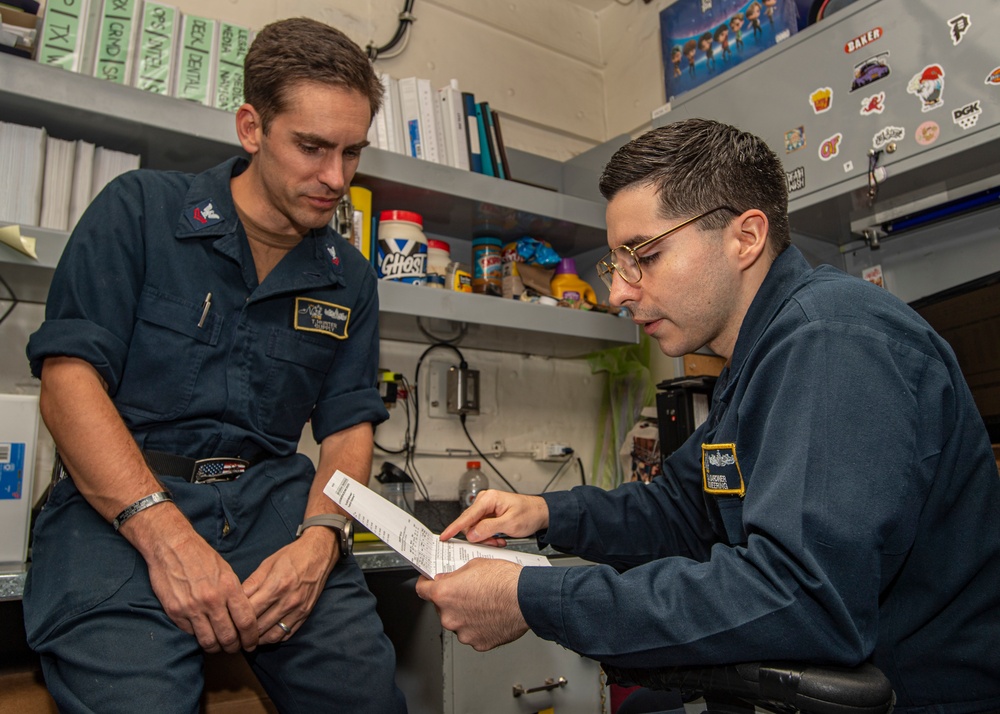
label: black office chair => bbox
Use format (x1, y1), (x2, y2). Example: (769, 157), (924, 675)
(603, 660), (895, 714)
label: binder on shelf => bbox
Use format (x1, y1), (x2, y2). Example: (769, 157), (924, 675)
(474, 101), (496, 177)
(91, 0), (141, 85)
(379, 73), (406, 155)
(438, 79), (470, 171)
(131, 1), (179, 96)
(480, 102), (506, 180)
(173, 13), (218, 106)
(397, 76), (423, 160)
(34, 0), (96, 72)
(40, 135), (75, 231)
(461, 91), (482, 174)
(416, 77), (442, 164)
(213, 21), (250, 112)
(489, 108), (512, 181)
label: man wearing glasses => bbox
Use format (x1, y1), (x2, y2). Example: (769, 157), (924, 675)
(417, 119), (1000, 712)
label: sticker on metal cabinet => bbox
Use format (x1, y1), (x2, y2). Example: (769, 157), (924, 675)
(786, 166), (805, 193)
(906, 65), (945, 113)
(985, 67), (1000, 86)
(915, 121), (940, 146)
(702, 443), (745, 497)
(872, 126), (904, 151)
(784, 126), (806, 153)
(819, 132), (843, 161)
(947, 14), (971, 45)
(952, 100), (982, 130)
(294, 297), (350, 339)
(844, 26), (882, 53)
(0, 443), (25, 500)
(809, 87), (832, 114)
(859, 91), (886, 116)
(850, 51), (891, 92)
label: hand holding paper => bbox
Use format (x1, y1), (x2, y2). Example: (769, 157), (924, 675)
(323, 470), (550, 579)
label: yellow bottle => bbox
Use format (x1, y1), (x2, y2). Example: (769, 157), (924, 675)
(550, 258), (596, 306)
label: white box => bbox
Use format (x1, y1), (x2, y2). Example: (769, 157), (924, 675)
(0, 395), (39, 565)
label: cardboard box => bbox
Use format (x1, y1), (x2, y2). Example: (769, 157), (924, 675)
(683, 353), (726, 377)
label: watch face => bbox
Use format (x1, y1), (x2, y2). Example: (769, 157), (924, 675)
(342, 520), (354, 555)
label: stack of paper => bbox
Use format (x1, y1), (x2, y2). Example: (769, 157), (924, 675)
(39, 136), (76, 231)
(323, 470), (551, 579)
(91, 146), (140, 202)
(68, 140), (96, 229)
(0, 120), (46, 227)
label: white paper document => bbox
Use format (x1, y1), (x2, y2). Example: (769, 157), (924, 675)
(323, 470), (551, 579)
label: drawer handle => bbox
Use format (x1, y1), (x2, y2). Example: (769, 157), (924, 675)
(512, 676), (568, 697)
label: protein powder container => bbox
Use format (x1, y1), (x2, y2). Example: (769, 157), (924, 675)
(425, 239), (451, 289)
(377, 210), (427, 284)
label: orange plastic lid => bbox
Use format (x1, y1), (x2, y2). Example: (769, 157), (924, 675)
(467, 461), (481, 468)
(379, 210), (423, 226)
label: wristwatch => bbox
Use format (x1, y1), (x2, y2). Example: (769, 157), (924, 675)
(296, 514), (353, 556)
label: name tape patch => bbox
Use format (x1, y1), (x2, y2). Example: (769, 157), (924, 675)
(295, 298), (350, 339)
(702, 443), (745, 497)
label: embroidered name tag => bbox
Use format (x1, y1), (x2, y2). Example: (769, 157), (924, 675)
(702, 443), (745, 497)
(294, 298), (350, 339)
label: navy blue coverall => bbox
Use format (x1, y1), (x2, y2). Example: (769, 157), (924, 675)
(519, 246), (1000, 714)
(24, 158), (405, 713)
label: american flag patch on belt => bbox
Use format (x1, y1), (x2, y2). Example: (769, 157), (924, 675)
(192, 458), (249, 483)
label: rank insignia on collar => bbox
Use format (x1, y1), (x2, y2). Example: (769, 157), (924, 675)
(187, 199), (224, 231)
(294, 297), (350, 339)
(327, 245), (340, 266)
(702, 443), (746, 497)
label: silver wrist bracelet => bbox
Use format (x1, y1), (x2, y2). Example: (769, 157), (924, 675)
(112, 491), (173, 532)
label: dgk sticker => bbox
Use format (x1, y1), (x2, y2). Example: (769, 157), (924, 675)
(294, 298), (350, 339)
(952, 100), (982, 130)
(702, 444), (745, 496)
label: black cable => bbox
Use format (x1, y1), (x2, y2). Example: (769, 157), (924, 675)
(459, 414), (519, 494)
(576, 457), (586, 486)
(412, 342), (466, 449)
(366, 0), (416, 60)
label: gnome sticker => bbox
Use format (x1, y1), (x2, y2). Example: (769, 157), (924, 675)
(907, 64), (945, 112)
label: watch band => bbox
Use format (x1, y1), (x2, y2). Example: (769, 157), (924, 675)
(112, 491), (173, 532)
(296, 514), (349, 537)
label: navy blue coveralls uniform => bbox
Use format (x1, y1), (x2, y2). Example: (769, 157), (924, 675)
(519, 247), (1000, 714)
(25, 158), (406, 714)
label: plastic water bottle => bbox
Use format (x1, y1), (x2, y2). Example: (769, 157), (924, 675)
(458, 461), (489, 509)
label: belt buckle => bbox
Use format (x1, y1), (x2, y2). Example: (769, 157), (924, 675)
(191, 457), (249, 484)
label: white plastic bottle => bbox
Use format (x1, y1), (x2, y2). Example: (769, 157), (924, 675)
(458, 461), (489, 509)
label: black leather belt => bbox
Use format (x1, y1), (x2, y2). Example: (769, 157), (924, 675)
(143, 450), (266, 484)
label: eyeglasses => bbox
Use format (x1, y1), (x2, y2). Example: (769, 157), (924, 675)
(596, 206), (737, 290)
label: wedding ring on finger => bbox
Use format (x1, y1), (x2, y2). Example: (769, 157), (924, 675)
(277, 621), (291, 635)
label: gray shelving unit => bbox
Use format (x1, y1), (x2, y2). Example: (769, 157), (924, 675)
(0, 55), (636, 356)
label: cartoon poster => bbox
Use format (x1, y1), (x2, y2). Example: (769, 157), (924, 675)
(661, 0), (802, 102)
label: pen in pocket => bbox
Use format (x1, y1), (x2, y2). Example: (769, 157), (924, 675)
(198, 292), (212, 328)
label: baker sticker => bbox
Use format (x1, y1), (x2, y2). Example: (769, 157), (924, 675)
(786, 166), (805, 193)
(906, 64), (945, 112)
(985, 67), (1000, 86)
(860, 91), (885, 116)
(810, 87), (832, 114)
(915, 121), (940, 146)
(952, 100), (982, 130)
(948, 14), (971, 45)
(702, 443), (745, 496)
(872, 126), (904, 151)
(844, 26), (882, 53)
(851, 52), (890, 92)
(294, 298), (350, 339)
(785, 126), (805, 153)
(819, 132), (843, 161)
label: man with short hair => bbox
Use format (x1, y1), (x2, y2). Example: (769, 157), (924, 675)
(25, 17), (405, 713)
(416, 119), (1000, 713)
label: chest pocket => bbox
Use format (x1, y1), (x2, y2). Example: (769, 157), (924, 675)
(258, 329), (338, 440)
(116, 288), (221, 421)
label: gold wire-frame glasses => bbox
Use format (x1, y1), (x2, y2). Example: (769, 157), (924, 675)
(596, 206), (737, 290)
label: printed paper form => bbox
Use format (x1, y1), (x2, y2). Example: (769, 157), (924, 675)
(323, 470), (551, 579)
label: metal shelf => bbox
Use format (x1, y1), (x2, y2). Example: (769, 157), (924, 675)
(0, 57), (636, 355)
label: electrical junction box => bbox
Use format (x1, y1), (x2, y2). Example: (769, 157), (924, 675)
(446, 365), (480, 416)
(0, 394), (39, 565)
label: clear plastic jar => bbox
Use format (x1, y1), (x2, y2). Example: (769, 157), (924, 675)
(472, 237), (502, 296)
